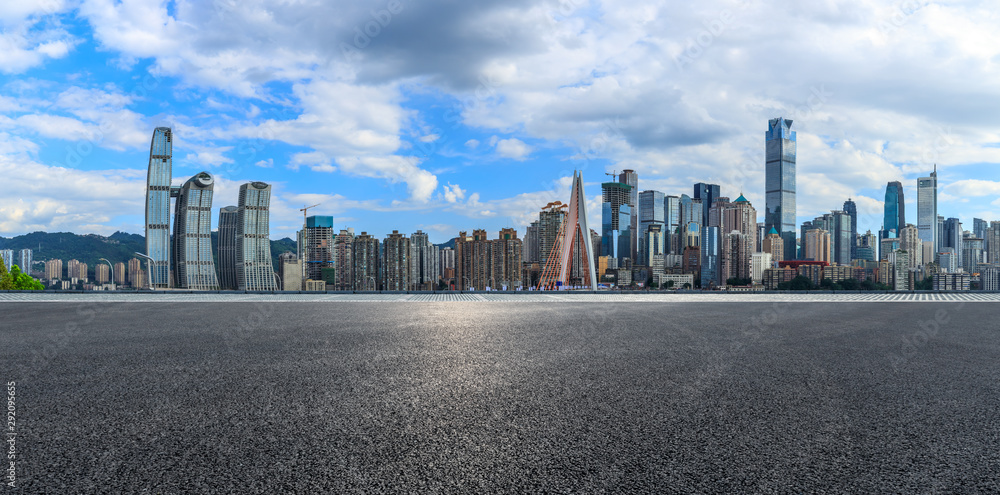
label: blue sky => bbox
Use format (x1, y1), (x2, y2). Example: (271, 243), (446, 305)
(1, 0), (999, 243)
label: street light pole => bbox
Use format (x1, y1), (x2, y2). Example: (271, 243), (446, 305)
(98, 258), (114, 291)
(134, 252), (155, 291)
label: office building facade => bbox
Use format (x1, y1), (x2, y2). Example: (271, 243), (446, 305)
(235, 182), (278, 291)
(765, 118), (797, 261)
(145, 127), (173, 288)
(172, 172), (219, 290)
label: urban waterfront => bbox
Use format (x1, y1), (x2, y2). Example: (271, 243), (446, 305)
(3, 301), (999, 493)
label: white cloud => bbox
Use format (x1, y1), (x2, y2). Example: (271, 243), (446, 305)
(254, 158), (274, 168)
(0, 2), (79, 74)
(495, 138), (532, 161)
(464, 139), (480, 149)
(442, 183), (465, 203)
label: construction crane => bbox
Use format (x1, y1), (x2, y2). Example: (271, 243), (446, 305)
(300, 203), (321, 227)
(605, 171), (617, 181)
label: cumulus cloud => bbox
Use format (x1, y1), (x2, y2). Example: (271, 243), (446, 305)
(495, 138), (533, 161)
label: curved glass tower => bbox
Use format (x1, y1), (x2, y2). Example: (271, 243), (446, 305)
(145, 127), (173, 288)
(236, 182), (279, 291)
(882, 181), (905, 240)
(765, 118), (797, 261)
(173, 172), (220, 290)
(218, 206), (239, 290)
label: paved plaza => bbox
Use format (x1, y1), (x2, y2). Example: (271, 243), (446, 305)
(2, 301), (999, 493)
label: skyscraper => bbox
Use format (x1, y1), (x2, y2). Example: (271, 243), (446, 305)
(353, 232), (380, 290)
(693, 183), (721, 230)
(882, 181), (905, 240)
(491, 228), (523, 290)
(410, 230), (435, 290)
(843, 198), (858, 260)
(218, 206), (239, 290)
(602, 181), (633, 261)
(764, 118), (797, 261)
(917, 167), (938, 250)
(539, 202), (567, 265)
(145, 127), (173, 288)
(973, 218), (987, 241)
(235, 182), (278, 291)
(664, 195), (681, 254)
(805, 229), (831, 263)
(304, 216), (334, 281)
(830, 210), (852, 266)
(638, 190), (665, 266)
(383, 231), (411, 291)
(172, 172), (219, 290)
(941, 218), (963, 270)
(333, 229), (355, 290)
(619, 169), (639, 261)
(721, 194), (757, 283)
(763, 228), (784, 263)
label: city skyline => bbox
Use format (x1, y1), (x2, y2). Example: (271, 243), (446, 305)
(1, 2), (1000, 245)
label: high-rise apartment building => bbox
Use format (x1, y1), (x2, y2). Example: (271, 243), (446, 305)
(410, 230), (437, 290)
(304, 216), (334, 282)
(917, 167), (938, 250)
(805, 229), (831, 263)
(172, 172), (219, 290)
(44, 259), (62, 281)
(751, 252), (773, 284)
(641, 224), (665, 274)
(0, 250), (12, 273)
(973, 218), (987, 241)
(765, 118), (797, 261)
(333, 229), (355, 290)
(235, 182), (278, 291)
(145, 127), (173, 288)
(961, 234), (984, 275)
(523, 221), (540, 263)
(17, 249), (31, 274)
(114, 262), (127, 286)
(720, 195), (757, 283)
(539, 202), (567, 265)
(96, 264), (110, 285)
(490, 228), (523, 289)
(218, 206), (239, 290)
(900, 223), (923, 270)
(881, 181), (905, 240)
(353, 232), (380, 290)
(987, 222), (1000, 264)
(763, 228), (784, 263)
(383, 230), (411, 291)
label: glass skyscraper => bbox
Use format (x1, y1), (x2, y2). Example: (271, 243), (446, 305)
(602, 181), (633, 262)
(917, 167), (938, 249)
(145, 127), (173, 288)
(765, 118), (797, 261)
(843, 199), (857, 260)
(236, 182), (278, 291)
(218, 206), (239, 290)
(882, 181), (905, 240)
(638, 190), (665, 266)
(172, 172), (219, 290)
(619, 170), (639, 261)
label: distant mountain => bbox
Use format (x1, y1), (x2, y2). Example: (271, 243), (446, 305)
(434, 237), (456, 250)
(0, 231), (296, 278)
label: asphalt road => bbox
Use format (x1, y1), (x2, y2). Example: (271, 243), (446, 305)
(2, 302), (999, 493)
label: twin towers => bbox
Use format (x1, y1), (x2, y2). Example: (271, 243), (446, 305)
(144, 127), (277, 290)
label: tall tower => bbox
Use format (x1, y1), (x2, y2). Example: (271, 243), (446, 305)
(539, 171), (598, 289)
(601, 181), (632, 261)
(145, 127), (173, 288)
(917, 166), (938, 250)
(236, 182), (278, 291)
(304, 216), (334, 281)
(882, 181), (905, 240)
(638, 190), (665, 266)
(172, 172), (219, 290)
(218, 206), (239, 290)
(765, 118), (797, 261)
(843, 198), (858, 260)
(618, 169), (639, 261)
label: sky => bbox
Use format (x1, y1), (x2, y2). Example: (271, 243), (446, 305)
(1, 0), (999, 244)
